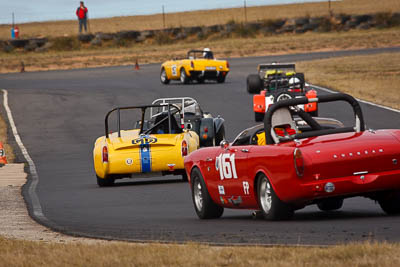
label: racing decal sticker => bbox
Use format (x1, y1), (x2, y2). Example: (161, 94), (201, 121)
(243, 181), (250, 195)
(228, 196), (242, 206)
(171, 65), (177, 76)
(132, 136), (157, 145)
(216, 153), (238, 180)
(218, 185), (225, 195)
(167, 164), (175, 171)
(126, 158), (133, 165)
(140, 143), (151, 173)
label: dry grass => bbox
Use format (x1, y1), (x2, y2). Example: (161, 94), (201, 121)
(1, 0), (399, 39)
(297, 53), (400, 110)
(0, 27), (399, 74)
(0, 238), (400, 266)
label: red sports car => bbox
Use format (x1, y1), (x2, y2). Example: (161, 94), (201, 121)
(184, 93), (400, 220)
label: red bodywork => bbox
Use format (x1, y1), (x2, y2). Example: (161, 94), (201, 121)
(184, 130), (400, 210)
(253, 89), (318, 114)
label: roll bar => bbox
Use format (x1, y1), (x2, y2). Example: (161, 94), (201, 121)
(104, 104), (181, 139)
(264, 93), (365, 145)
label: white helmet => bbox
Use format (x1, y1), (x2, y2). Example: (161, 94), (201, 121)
(288, 77), (301, 88)
(203, 48), (211, 58)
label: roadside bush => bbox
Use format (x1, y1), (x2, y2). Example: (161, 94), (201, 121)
(51, 37), (80, 51)
(154, 32), (173, 45)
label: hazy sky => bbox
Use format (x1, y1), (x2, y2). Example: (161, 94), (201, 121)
(0, 0), (326, 24)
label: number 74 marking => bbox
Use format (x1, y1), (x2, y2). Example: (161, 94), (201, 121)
(216, 153), (237, 180)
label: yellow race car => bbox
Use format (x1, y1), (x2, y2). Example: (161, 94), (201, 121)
(160, 49), (229, 84)
(93, 103), (200, 186)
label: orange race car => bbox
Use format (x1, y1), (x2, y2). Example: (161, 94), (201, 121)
(246, 63), (318, 122)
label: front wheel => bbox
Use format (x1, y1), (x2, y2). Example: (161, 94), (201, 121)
(257, 174), (293, 220)
(180, 68), (190, 84)
(160, 68), (170, 84)
(217, 74), (226, 83)
(191, 168), (224, 219)
(378, 191), (400, 215)
(96, 175), (115, 187)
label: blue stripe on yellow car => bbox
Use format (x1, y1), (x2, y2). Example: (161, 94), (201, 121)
(140, 143), (151, 173)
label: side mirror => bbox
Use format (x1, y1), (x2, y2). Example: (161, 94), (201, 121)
(220, 140), (229, 150)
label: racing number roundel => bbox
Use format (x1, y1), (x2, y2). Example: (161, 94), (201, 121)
(216, 153), (237, 180)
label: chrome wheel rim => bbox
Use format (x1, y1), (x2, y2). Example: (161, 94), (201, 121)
(180, 69), (186, 82)
(194, 179), (203, 211)
(260, 177), (272, 213)
(161, 70), (167, 82)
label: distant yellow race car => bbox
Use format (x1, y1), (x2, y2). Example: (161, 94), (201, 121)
(160, 49), (229, 84)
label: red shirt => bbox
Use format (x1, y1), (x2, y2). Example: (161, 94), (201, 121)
(76, 7), (88, 19)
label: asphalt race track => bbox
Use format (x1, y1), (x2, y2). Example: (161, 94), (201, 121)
(1, 47), (400, 245)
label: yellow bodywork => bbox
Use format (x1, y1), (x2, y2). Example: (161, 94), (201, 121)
(161, 58), (229, 80)
(93, 129), (199, 179)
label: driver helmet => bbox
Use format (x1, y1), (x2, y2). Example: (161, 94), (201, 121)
(203, 47), (211, 58)
(288, 77), (301, 89)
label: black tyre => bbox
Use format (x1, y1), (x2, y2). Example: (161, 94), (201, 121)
(247, 74), (263, 94)
(96, 175), (115, 187)
(317, 198), (343, 211)
(257, 174), (293, 220)
(255, 112), (264, 122)
(215, 124), (225, 146)
(274, 91), (293, 103)
(182, 172), (188, 182)
(180, 68), (190, 84)
(160, 68), (170, 84)
(217, 74), (226, 83)
(197, 77), (205, 84)
(191, 168), (224, 219)
(378, 191), (400, 215)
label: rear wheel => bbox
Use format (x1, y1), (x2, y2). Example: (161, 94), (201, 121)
(197, 77), (205, 84)
(160, 68), (170, 84)
(191, 168), (224, 219)
(378, 191), (400, 215)
(255, 112), (264, 122)
(217, 74), (226, 83)
(257, 174), (293, 220)
(96, 175), (115, 187)
(247, 74), (263, 94)
(180, 68), (190, 84)
(317, 198), (343, 211)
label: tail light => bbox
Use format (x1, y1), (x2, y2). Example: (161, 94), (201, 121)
(191, 61), (194, 68)
(294, 148), (304, 177)
(102, 146), (109, 163)
(204, 127), (208, 133)
(182, 140), (188, 156)
(226, 61), (230, 68)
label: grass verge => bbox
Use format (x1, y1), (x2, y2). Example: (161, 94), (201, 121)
(1, 238), (400, 266)
(0, 27), (399, 73)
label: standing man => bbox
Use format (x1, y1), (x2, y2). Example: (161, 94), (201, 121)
(76, 1), (88, 33)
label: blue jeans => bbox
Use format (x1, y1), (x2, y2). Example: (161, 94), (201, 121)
(79, 18), (87, 33)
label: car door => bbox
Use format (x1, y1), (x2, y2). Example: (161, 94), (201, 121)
(210, 145), (250, 207)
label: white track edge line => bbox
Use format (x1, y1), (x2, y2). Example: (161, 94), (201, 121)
(2, 89), (47, 222)
(310, 84), (400, 114)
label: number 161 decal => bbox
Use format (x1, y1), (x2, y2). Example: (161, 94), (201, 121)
(216, 153), (237, 180)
